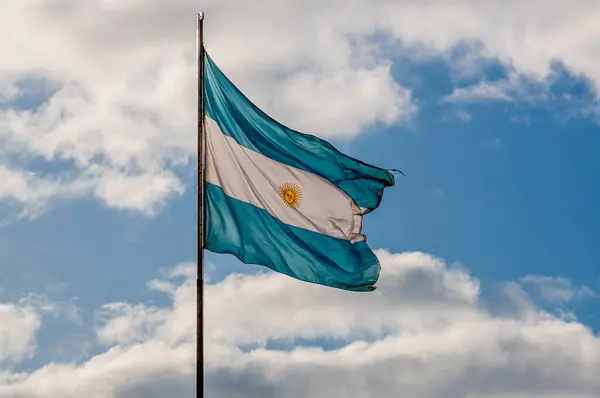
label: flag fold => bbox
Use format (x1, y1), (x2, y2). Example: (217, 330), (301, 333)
(203, 53), (396, 291)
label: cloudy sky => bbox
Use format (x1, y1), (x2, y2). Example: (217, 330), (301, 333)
(1, 0), (600, 397)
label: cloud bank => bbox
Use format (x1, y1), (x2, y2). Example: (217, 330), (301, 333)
(0, 251), (599, 397)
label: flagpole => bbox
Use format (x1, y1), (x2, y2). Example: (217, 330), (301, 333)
(196, 11), (205, 398)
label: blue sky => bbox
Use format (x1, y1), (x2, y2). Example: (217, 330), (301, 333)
(2, 2), (600, 397)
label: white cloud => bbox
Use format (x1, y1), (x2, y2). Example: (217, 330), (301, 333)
(519, 275), (596, 303)
(1, 251), (600, 397)
(0, 166), (63, 204)
(18, 291), (82, 325)
(444, 80), (514, 103)
(0, 86), (21, 104)
(442, 71), (552, 103)
(0, 303), (40, 364)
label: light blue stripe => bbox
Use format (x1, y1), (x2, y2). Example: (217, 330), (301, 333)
(205, 182), (380, 292)
(204, 52), (395, 210)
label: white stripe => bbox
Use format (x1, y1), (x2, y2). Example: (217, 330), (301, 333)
(205, 116), (365, 242)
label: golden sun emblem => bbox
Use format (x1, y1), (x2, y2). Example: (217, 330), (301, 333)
(279, 183), (303, 209)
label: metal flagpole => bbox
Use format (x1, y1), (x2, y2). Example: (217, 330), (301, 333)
(196, 11), (205, 398)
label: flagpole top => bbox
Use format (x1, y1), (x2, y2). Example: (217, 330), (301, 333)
(198, 12), (204, 20)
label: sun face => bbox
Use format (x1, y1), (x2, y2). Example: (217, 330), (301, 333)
(279, 183), (302, 209)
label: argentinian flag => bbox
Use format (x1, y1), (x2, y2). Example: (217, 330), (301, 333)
(204, 53), (396, 292)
